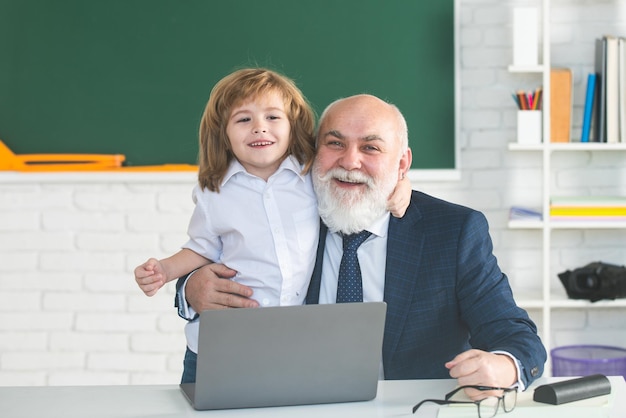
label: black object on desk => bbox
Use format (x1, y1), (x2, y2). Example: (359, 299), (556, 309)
(533, 374), (611, 405)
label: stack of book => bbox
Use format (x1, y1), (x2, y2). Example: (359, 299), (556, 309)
(550, 196), (626, 221)
(581, 35), (626, 143)
(509, 206), (542, 222)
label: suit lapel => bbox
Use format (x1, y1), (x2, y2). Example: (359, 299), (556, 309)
(382, 202), (424, 370)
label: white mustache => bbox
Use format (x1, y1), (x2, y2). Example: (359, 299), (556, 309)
(325, 168), (374, 188)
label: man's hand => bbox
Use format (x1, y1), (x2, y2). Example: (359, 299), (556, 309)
(185, 263), (259, 312)
(445, 349), (517, 400)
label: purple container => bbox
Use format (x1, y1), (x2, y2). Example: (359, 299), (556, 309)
(551, 345), (626, 378)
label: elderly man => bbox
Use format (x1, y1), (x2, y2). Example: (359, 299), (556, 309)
(176, 94), (546, 395)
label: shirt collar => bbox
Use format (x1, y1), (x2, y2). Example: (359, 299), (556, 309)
(221, 155), (306, 187)
(368, 212), (391, 238)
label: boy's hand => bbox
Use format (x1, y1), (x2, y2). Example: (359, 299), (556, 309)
(387, 174), (412, 218)
(134, 258), (166, 296)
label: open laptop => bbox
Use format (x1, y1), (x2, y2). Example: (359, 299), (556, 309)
(180, 302), (387, 410)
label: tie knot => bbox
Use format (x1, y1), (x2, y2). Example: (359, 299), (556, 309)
(342, 231), (372, 252)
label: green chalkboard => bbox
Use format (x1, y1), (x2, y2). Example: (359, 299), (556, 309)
(0, 0), (455, 169)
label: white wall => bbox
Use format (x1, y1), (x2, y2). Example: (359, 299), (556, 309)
(1, 0), (625, 386)
(0, 178), (194, 385)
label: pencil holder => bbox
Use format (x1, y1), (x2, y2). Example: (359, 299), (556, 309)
(517, 110), (542, 144)
(513, 7), (539, 66)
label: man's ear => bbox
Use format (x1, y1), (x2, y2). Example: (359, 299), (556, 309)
(398, 148), (412, 179)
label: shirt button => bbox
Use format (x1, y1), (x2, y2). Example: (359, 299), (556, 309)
(262, 298), (270, 306)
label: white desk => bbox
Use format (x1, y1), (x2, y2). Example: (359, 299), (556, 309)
(1, 377), (624, 418)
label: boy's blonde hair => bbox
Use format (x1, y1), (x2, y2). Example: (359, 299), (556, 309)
(198, 68), (316, 192)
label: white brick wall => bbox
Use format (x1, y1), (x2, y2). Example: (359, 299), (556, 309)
(1, 0), (625, 386)
(0, 181), (191, 385)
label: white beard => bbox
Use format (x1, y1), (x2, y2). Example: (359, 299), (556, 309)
(312, 165), (397, 234)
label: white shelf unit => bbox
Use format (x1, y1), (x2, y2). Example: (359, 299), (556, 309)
(509, 143), (626, 366)
(507, 0), (626, 375)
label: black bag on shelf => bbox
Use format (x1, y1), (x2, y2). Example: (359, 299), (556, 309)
(558, 262), (626, 302)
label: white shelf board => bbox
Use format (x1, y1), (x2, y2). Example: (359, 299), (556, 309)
(514, 294), (626, 309)
(509, 219), (626, 229)
(507, 64), (544, 73)
(510, 290), (544, 309)
(508, 220), (543, 229)
(549, 142), (626, 151)
(549, 220), (626, 229)
(549, 294), (626, 309)
(516, 299), (546, 309)
(509, 142), (626, 152)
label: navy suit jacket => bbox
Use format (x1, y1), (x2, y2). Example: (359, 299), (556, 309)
(306, 191), (546, 387)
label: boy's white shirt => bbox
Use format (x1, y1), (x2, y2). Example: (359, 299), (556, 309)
(181, 156), (318, 353)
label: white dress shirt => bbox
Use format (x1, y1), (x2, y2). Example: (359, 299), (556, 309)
(182, 156), (319, 353)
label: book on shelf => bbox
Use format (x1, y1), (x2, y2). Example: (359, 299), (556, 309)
(593, 34), (625, 143)
(509, 206), (542, 221)
(581, 73), (597, 143)
(550, 68), (572, 142)
(617, 37), (626, 143)
(606, 35), (619, 143)
(550, 195), (626, 207)
(551, 215), (626, 222)
(550, 195), (626, 218)
(594, 37), (607, 142)
(550, 207), (626, 217)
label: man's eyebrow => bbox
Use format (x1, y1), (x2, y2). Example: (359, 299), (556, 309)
(322, 131), (384, 142)
(322, 129), (345, 139)
(363, 134), (384, 142)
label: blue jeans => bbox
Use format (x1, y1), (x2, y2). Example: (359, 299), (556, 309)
(181, 347), (197, 383)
